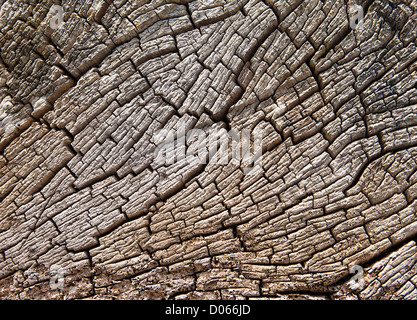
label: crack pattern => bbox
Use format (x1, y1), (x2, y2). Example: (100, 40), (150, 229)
(1, 0), (417, 300)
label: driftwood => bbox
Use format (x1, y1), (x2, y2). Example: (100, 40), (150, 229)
(1, 0), (417, 300)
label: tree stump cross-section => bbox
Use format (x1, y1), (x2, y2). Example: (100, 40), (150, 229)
(1, 0), (417, 300)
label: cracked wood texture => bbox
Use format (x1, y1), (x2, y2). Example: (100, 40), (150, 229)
(1, 0), (417, 300)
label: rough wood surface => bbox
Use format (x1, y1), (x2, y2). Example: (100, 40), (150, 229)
(1, 0), (417, 300)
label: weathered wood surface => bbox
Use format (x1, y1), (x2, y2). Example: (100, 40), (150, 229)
(1, 0), (417, 300)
